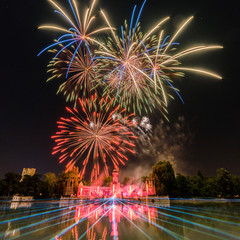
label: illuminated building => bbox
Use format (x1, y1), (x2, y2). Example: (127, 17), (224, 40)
(20, 168), (36, 181)
(76, 169), (156, 198)
(63, 166), (79, 196)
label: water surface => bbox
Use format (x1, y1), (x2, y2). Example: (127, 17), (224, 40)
(0, 198), (239, 239)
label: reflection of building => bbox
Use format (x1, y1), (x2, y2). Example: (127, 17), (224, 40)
(10, 201), (32, 209)
(4, 222), (20, 239)
(21, 168), (36, 181)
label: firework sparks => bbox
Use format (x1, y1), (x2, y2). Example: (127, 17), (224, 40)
(132, 116), (152, 145)
(47, 43), (102, 104)
(95, 1), (222, 116)
(51, 95), (137, 180)
(149, 18), (223, 106)
(95, 1), (170, 115)
(38, 0), (114, 78)
(112, 114), (152, 144)
(38, 0), (222, 118)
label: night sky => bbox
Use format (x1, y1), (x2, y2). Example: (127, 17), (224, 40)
(0, 0), (239, 178)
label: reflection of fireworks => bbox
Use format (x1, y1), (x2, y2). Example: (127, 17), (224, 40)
(47, 44), (101, 104)
(52, 95), (137, 180)
(87, 222), (107, 240)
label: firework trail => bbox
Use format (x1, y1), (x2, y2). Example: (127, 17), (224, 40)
(38, 0), (222, 118)
(96, 2), (170, 115)
(96, 0), (222, 116)
(47, 43), (102, 104)
(112, 114), (152, 144)
(130, 116), (152, 145)
(51, 95), (137, 180)
(38, 0), (113, 78)
(37, 0), (223, 177)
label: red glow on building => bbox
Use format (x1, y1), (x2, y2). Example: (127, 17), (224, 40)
(76, 169), (156, 199)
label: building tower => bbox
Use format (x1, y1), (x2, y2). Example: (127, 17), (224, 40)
(20, 168), (36, 181)
(112, 169), (119, 184)
(63, 166), (79, 196)
(111, 169), (120, 197)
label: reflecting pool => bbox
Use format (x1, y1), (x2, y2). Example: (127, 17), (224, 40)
(0, 198), (240, 239)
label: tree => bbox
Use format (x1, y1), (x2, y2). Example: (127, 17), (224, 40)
(197, 170), (204, 180)
(187, 173), (204, 197)
(141, 176), (148, 184)
(217, 168), (233, 198)
(0, 178), (7, 196)
(200, 177), (218, 197)
(122, 177), (131, 186)
(56, 171), (69, 196)
(232, 175), (240, 197)
(56, 169), (79, 196)
(43, 172), (57, 198)
(103, 176), (113, 187)
(152, 161), (176, 196)
(176, 174), (190, 197)
(19, 174), (42, 197)
(66, 169), (79, 194)
(4, 172), (21, 197)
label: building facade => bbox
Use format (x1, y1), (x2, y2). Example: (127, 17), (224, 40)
(20, 168), (36, 181)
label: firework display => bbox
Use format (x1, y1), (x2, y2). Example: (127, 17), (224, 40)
(95, 17), (169, 115)
(51, 94), (137, 180)
(97, 12), (222, 114)
(47, 44), (100, 104)
(38, 0), (222, 177)
(38, 0), (113, 83)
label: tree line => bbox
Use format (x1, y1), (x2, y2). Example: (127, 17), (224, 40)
(1, 161), (240, 199)
(0, 170), (113, 199)
(0, 171), (76, 199)
(151, 161), (240, 198)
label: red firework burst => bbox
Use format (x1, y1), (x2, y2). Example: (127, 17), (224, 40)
(51, 94), (137, 180)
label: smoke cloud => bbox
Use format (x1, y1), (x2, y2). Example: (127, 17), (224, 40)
(121, 116), (195, 178)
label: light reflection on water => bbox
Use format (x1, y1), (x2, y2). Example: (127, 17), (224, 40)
(0, 198), (240, 239)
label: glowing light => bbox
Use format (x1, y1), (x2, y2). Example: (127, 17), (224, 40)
(95, 2), (222, 115)
(38, 0), (113, 63)
(171, 67), (223, 79)
(52, 95), (137, 180)
(47, 45), (102, 105)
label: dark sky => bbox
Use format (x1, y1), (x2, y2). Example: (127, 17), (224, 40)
(0, 0), (239, 178)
